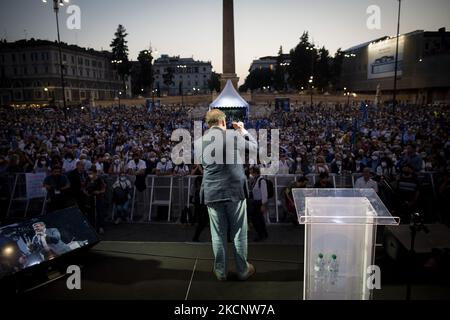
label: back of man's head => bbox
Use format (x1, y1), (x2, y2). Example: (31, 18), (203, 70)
(205, 109), (226, 128)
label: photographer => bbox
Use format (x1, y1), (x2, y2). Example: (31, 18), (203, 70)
(248, 166), (269, 242)
(43, 165), (70, 213)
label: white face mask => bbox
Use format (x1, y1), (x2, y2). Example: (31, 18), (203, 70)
(372, 156), (378, 161)
(161, 158), (167, 164)
(381, 162), (387, 167)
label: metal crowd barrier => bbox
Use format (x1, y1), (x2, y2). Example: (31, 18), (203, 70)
(1, 172), (442, 223)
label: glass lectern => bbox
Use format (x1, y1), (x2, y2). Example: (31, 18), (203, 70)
(292, 189), (400, 300)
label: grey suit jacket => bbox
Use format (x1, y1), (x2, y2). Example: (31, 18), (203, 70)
(31, 228), (70, 256)
(196, 127), (258, 205)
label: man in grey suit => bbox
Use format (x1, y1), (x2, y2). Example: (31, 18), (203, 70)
(28, 222), (70, 260)
(196, 109), (257, 281)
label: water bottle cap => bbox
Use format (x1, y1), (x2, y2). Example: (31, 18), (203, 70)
(318, 253), (323, 258)
(332, 254), (337, 260)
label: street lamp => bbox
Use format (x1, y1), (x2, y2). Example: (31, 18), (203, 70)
(118, 91), (122, 107)
(111, 59), (123, 104)
(42, 0), (69, 119)
(392, 0), (402, 114)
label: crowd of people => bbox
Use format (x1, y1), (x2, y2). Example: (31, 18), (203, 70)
(0, 101), (449, 231)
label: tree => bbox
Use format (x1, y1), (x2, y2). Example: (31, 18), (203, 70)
(240, 68), (274, 91)
(273, 46), (286, 91)
(330, 48), (344, 89)
(208, 72), (221, 93)
(110, 24), (131, 91)
(315, 47), (331, 91)
(288, 31), (317, 90)
(137, 49), (153, 94)
(163, 67), (175, 94)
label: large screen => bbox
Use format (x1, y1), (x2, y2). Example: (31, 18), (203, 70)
(367, 36), (404, 79)
(0, 207), (99, 281)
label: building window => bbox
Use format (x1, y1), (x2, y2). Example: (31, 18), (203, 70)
(22, 53), (26, 62)
(86, 69), (90, 77)
(85, 59), (90, 66)
(98, 62), (102, 68)
(23, 67), (28, 75)
(36, 91), (42, 99)
(78, 57), (83, 65)
(45, 66), (49, 73)
(71, 56), (75, 64)
(72, 67), (76, 75)
(79, 69), (83, 76)
(13, 67), (18, 75)
(92, 60), (97, 67)
(12, 53), (16, 62)
(203, 67), (206, 72)
(34, 66), (38, 74)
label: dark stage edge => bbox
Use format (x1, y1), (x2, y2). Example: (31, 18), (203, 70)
(22, 241), (450, 300)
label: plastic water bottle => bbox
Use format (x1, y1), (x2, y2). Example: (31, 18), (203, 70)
(313, 253), (325, 291)
(327, 254), (339, 287)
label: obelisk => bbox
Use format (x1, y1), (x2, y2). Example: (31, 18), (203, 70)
(221, 0), (239, 89)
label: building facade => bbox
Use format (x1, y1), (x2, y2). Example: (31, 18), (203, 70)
(249, 54), (291, 72)
(0, 39), (123, 106)
(153, 54), (212, 95)
(340, 28), (450, 104)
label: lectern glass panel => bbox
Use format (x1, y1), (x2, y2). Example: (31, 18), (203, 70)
(292, 189), (399, 300)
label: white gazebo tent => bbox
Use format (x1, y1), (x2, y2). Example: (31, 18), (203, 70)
(209, 80), (249, 119)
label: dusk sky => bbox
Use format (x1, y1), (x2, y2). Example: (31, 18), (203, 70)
(1, 0), (449, 84)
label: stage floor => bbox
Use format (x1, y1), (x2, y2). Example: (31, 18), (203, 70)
(23, 239), (450, 300)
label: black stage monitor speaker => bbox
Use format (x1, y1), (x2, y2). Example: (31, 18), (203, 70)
(0, 206), (100, 290)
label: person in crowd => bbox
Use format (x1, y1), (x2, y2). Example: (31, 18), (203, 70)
(173, 160), (190, 176)
(314, 172), (334, 188)
(278, 153), (292, 174)
(401, 144), (423, 172)
(144, 151), (159, 175)
(190, 164), (204, 176)
(247, 166), (269, 242)
(62, 151), (76, 173)
(354, 167), (379, 193)
(84, 166), (107, 234)
(156, 155), (173, 176)
(112, 171), (132, 224)
(284, 176), (308, 225)
(68, 160), (88, 213)
(43, 165), (70, 212)
(109, 155), (124, 175)
(127, 151), (147, 192)
(33, 153), (50, 174)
